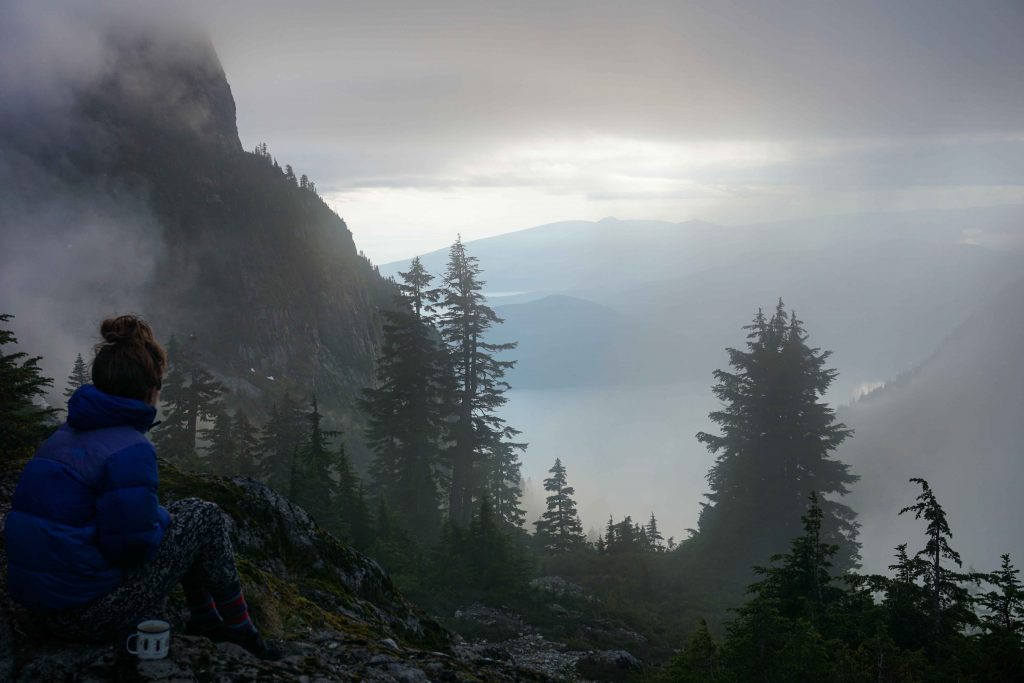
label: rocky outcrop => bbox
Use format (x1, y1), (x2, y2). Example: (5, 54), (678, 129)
(0, 460), (551, 682)
(450, 602), (646, 682)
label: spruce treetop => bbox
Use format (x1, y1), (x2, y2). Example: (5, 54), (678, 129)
(695, 301), (859, 573)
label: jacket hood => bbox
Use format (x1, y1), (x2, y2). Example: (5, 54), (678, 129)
(67, 384), (157, 432)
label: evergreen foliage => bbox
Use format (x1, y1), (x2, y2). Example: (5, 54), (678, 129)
(153, 335), (225, 470)
(646, 513), (664, 551)
(601, 514), (667, 554)
(256, 392), (306, 496)
(979, 554), (1024, 636)
(359, 256), (450, 540)
(435, 236), (525, 528)
(659, 479), (1023, 682)
(63, 353), (89, 400)
(291, 396), (342, 530)
(0, 313), (58, 460)
(230, 409), (260, 478)
(898, 477), (979, 664)
(201, 407), (235, 475)
(533, 458), (586, 553)
(695, 301), (860, 575)
(976, 554), (1024, 679)
(462, 496), (530, 593)
(661, 619), (720, 682)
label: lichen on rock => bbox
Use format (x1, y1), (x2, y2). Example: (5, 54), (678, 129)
(0, 459), (552, 682)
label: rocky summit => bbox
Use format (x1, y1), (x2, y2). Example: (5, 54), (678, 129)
(0, 459), (555, 682)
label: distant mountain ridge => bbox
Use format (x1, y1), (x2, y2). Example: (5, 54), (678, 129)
(383, 210), (1024, 397)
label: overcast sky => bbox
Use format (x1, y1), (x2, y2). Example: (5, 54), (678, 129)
(186, 0), (1024, 263)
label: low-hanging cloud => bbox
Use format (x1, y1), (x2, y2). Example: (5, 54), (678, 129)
(0, 0), (213, 396)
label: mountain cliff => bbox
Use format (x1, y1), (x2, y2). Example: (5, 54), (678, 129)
(0, 21), (394, 458)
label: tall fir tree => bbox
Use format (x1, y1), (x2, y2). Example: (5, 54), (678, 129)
(153, 335), (224, 470)
(256, 392), (306, 496)
(719, 494), (850, 680)
(977, 553), (1024, 679)
(465, 495), (529, 593)
(533, 458), (586, 552)
(661, 619), (721, 683)
(481, 438), (527, 530)
(646, 512), (664, 551)
(695, 301), (859, 574)
(359, 256), (450, 540)
(435, 236), (524, 528)
(201, 408), (235, 475)
(0, 314), (58, 460)
(292, 396), (342, 530)
(63, 353), (89, 400)
(230, 409), (261, 478)
(898, 477), (977, 664)
(979, 554), (1024, 636)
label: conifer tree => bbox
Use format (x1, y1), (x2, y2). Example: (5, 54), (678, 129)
(359, 256), (450, 540)
(64, 353), (89, 400)
(533, 458), (586, 552)
(482, 438), (527, 530)
(0, 314), (58, 460)
(435, 237), (524, 527)
(231, 409), (260, 478)
(257, 392), (306, 495)
(607, 515), (638, 553)
(292, 396), (341, 529)
(752, 492), (844, 627)
(465, 496), (528, 592)
(877, 542), (932, 654)
(646, 512), (664, 551)
(153, 335), (224, 469)
(662, 619), (721, 683)
(979, 554), (1024, 636)
(347, 483), (376, 551)
(898, 477), (977, 663)
(695, 301), (859, 574)
(976, 553), (1024, 678)
(202, 407), (235, 475)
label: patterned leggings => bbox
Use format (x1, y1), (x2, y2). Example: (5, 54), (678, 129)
(50, 498), (242, 641)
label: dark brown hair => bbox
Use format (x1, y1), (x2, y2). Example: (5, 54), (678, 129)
(92, 315), (167, 402)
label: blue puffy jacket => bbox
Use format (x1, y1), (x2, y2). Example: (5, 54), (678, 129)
(4, 384), (171, 612)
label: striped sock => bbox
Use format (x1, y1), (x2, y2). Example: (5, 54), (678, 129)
(186, 591), (221, 627)
(215, 589), (257, 636)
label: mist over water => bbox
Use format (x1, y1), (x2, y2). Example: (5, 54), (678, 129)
(508, 382), (716, 542)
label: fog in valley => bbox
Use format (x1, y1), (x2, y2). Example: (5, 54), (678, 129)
(380, 208), (1024, 569)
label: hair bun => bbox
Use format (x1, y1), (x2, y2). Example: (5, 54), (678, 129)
(100, 315), (148, 346)
(92, 314), (167, 401)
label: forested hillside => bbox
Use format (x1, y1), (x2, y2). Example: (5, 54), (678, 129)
(840, 278), (1024, 572)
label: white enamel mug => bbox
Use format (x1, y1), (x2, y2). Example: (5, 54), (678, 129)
(126, 619), (171, 660)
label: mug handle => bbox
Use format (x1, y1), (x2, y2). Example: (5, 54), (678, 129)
(126, 634), (138, 655)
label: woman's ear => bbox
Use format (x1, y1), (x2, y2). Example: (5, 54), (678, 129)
(147, 387), (161, 406)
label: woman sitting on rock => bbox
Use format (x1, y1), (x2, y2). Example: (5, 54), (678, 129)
(4, 315), (279, 660)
